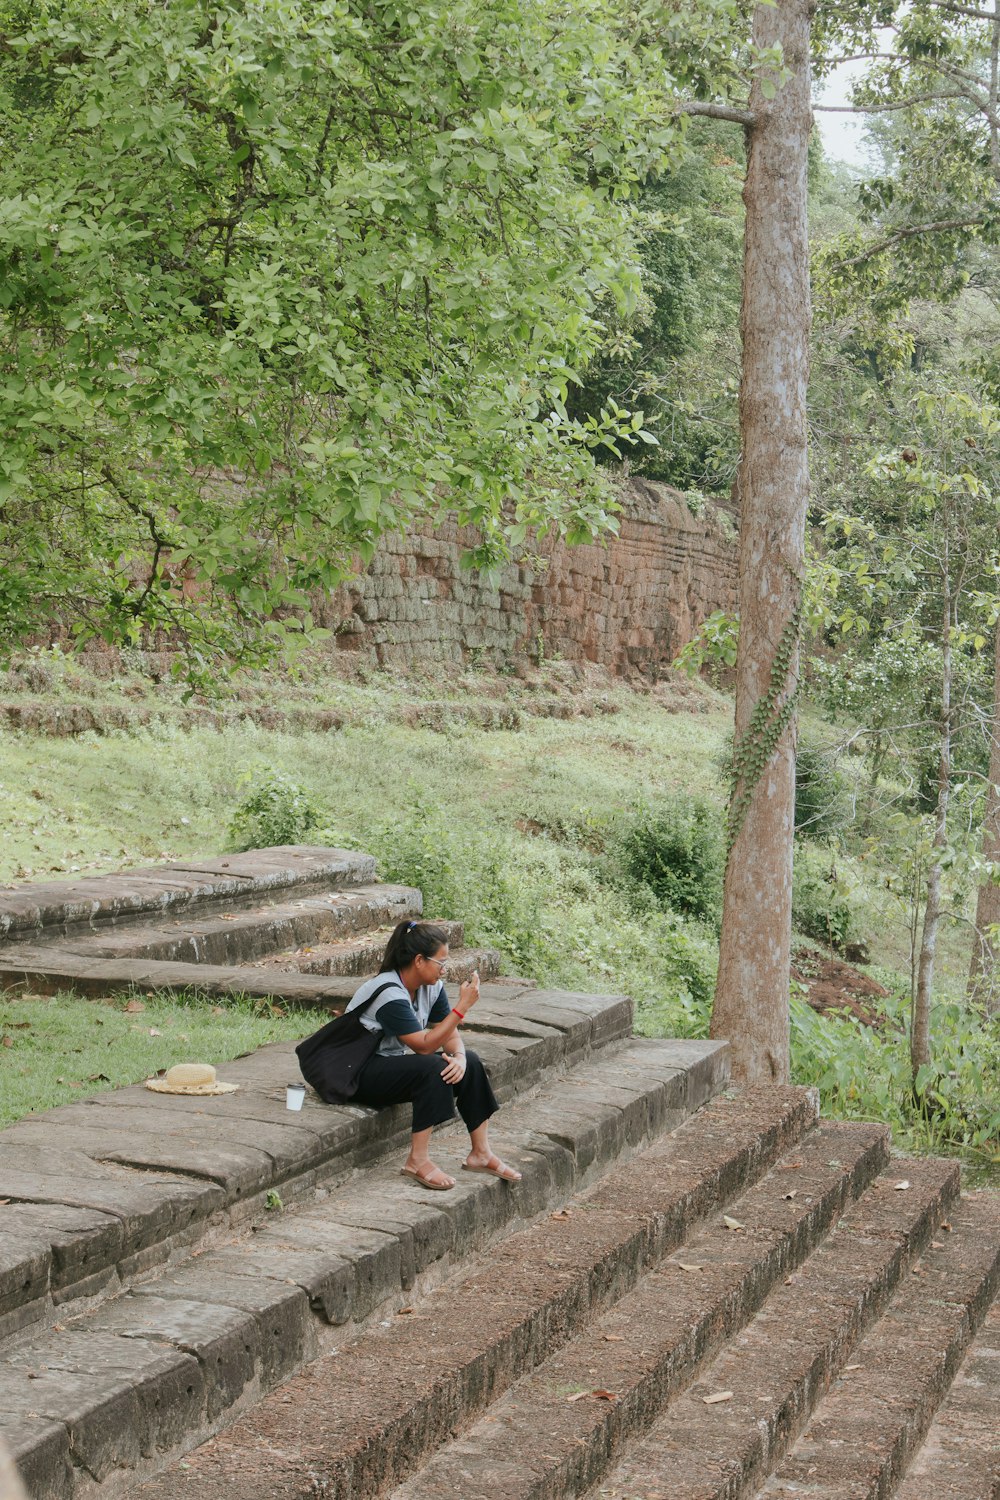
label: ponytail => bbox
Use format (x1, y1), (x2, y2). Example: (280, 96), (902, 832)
(381, 919), (450, 974)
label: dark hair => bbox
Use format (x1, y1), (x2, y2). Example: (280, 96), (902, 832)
(381, 919), (450, 974)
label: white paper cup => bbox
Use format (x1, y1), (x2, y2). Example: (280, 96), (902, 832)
(286, 1083), (306, 1112)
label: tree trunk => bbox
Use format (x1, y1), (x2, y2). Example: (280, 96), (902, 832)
(709, 0), (813, 1084)
(968, 620), (1000, 1014)
(912, 570), (953, 1080)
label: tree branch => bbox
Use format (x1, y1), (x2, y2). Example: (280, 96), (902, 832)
(831, 214), (990, 269)
(919, 0), (1000, 21)
(680, 99), (756, 126)
(813, 91), (968, 112)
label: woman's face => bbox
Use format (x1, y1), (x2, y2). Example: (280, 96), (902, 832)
(417, 945), (449, 983)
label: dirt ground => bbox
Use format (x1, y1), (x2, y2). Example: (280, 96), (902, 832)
(790, 946), (890, 1028)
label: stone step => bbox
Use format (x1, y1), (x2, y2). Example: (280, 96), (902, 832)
(1, 1037), (738, 1500)
(251, 919), (473, 977)
(587, 1157), (961, 1500)
(124, 1102), (880, 1500)
(0, 848), (377, 944)
(0, 941), (501, 1005)
(0, 986), (635, 1342)
(250, 916), (464, 975)
(757, 1190), (1000, 1500)
(42, 885), (423, 967)
(893, 1295), (1000, 1500)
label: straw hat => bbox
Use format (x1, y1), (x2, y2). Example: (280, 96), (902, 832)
(145, 1063), (239, 1096)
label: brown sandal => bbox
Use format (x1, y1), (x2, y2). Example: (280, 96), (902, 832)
(462, 1154), (522, 1183)
(401, 1162), (455, 1191)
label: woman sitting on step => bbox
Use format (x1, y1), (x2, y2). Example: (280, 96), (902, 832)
(346, 919), (522, 1191)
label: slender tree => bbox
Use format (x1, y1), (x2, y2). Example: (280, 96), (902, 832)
(708, 0), (814, 1084)
(968, 622), (1000, 1014)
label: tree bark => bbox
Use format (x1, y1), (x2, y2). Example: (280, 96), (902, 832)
(968, 620), (1000, 1014)
(709, 0), (813, 1084)
(913, 566), (953, 1079)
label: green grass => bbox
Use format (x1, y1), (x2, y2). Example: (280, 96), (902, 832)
(0, 671), (732, 885)
(0, 990), (324, 1127)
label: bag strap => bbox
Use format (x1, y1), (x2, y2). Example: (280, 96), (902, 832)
(354, 978), (405, 1023)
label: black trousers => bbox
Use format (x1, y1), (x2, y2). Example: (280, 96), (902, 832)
(353, 1048), (498, 1134)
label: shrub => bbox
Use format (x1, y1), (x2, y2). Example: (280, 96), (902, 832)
(790, 981), (1000, 1170)
(369, 791), (545, 974)
(228, 768), (321, 850)
(368, 791), (464, 922)
(614, 797), (725, 926)
(792, 843), (862, 952)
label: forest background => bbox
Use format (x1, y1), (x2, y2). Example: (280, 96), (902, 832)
(0, 0), (999, 1179)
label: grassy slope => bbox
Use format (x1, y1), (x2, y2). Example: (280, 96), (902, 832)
(0, 659), (996, 1175)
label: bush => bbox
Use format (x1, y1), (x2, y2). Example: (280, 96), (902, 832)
(614, 797), (725, 926)
(369, 790), (545, 974)
(790, 982), (1000, 1170)
(228, 768), (321, 850)
(792, 844), (862, 952)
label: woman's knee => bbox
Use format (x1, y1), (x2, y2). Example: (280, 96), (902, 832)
(412, 1054), (451, 1093)
(463, 1049), (486, 1076)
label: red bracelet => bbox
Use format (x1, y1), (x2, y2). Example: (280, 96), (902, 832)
(452, 1008), (465, 1022)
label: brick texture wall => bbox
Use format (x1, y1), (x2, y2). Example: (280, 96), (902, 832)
(316, 479), (738, 677)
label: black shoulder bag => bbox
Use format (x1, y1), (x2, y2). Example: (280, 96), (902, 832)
(295, 981), (398, 1105)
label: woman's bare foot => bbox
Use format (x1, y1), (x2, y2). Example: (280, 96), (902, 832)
(462, 1151), (521, 1182)
(401, 1159), (455, 1190)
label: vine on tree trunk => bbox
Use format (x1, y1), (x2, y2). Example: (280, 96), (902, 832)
(726, 603), (802, 853)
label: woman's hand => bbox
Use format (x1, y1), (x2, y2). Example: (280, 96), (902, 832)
(440, 1051), (467, 1085)
(458, 970), (480, 1012)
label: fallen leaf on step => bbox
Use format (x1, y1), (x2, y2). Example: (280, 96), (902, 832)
(894, 1180), (911, 1191)
(723, 1215), (744, 1231)
(592, 1390), (618, 1401)
(676, 1262), (703, 1273)
(703, 1391), (733, 1405)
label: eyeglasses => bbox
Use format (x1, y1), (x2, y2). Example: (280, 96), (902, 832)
(423, 955), (448, 970)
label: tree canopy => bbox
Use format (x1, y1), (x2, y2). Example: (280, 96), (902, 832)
(1, 0), (720, 678)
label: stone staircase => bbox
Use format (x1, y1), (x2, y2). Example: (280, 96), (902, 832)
(0, 849), (996, 1500)
(0, 847), (500, 1006)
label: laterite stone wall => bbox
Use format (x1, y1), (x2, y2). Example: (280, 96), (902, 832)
(318, 479), (738, 676)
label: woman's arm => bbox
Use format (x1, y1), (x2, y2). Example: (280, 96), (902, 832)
(399, 973), (480, 1056)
